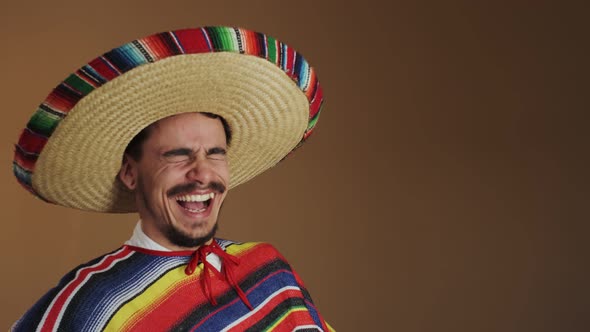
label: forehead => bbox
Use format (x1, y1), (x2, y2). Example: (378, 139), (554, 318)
(145, 113), (226, 147)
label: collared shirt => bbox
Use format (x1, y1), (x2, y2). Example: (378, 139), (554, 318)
(125, 221), (222, 271)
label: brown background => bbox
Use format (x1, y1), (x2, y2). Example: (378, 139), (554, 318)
(1, 0), (588, 331)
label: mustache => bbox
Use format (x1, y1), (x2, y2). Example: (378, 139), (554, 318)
(166, 181), (226, 197)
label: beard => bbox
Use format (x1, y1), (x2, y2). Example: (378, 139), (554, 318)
(163, 182), (224, 248)
(164, 221), (218, 248)
(136, 176), (225, 249)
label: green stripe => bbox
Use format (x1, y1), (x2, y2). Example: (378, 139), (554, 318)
(64, 74), (95, 95)
(307, 108), (321, 131)
(209, 26), (237, 52)
(27, 108), (62, 137)
(266, 305), (307, 331)
(267, 36), (277, 64)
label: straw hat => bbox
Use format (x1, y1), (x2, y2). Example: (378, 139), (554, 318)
(13, 26), (323, 213)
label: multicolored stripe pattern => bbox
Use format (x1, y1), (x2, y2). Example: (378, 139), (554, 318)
(13, 26), (324, 201)
(12, 240), (333, 331)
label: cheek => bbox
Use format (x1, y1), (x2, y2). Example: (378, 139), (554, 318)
(220, 168), (230, 184)
(139, 165), (179, 195)
(216, 162), (230, 183)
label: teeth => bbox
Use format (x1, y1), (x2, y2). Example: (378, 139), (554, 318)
(185, 207), (206, 213)
(175, 192), (215, 202)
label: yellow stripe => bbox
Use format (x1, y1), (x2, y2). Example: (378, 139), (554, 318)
(104, 242), (260, 330)
(265, 306), (308, 331)
(104, 265), (199, 330)
(226, 241), (259, 256)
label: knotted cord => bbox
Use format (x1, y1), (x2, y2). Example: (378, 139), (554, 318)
(185, 241), (253, 310)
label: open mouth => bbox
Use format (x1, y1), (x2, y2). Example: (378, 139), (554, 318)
(175, 193), (215, 213)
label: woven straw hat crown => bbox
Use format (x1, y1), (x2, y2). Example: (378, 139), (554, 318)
(14, 26), (323, 212)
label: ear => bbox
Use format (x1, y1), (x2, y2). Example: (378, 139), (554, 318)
(119, 155), (138, 190)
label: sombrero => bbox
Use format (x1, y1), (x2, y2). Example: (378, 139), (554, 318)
(13, 26), (323, 213)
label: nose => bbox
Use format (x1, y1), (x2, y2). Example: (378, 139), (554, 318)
(186, 156), (216, 185)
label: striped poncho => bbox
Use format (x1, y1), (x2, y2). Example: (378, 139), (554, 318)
(12, 240), (333, 331)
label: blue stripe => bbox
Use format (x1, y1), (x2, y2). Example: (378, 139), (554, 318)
(294, 54), (309, 89)
(13, 162), (32, 186)
(80, 65), (107, 85)
(195, 269), (300, 331)
(304, 298), (324, 330)
(103, 43), (149, 74)
(79, 253), (190, 330)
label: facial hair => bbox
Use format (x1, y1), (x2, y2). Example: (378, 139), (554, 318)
(165, 222), (218, 248)
(137, 177), (226, 249)
(164, 181), (225, 248)
(166, 181), (226, 197)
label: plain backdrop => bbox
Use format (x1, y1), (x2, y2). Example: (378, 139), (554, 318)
(1, 1), (588, 331)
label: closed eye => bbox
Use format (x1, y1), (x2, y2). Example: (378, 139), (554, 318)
(207, 147), (227, 160)
(162, 148), (192, 162)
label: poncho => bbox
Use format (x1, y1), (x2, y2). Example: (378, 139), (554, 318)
(12, 239), (333, 331)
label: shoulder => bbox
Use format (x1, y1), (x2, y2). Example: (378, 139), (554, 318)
(219, 239), (289, 262)
(217, 240), (334, 331)
(219, 239), (305, 287)
(12, 246), (140, 331)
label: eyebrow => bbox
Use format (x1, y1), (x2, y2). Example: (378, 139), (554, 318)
(162, 148), (193, 157)
(162, 147), (227, 157)
(207, 147), (227, 155)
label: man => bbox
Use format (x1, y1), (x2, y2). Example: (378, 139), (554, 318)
(12, 26), (331, 331)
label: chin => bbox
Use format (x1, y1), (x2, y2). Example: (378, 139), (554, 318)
(166, 222), (218, 249)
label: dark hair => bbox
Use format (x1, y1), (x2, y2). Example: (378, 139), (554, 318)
(124, 112), (232, 161)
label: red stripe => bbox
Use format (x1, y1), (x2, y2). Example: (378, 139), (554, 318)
(240, 29), (259, 56)
(304, 70), (317, 101)
(290, 268), (331, 331)
(227, 288), (303, 331)
(14, 147), (37, 171)
(174, 29), (211, 54)
(140, 34), (175, 60)
(271, 39), (280, 63)
(129, 244), (267, 329)
(239, 29), (251, 55)
(125, 271), (210, 331)
(75, 70), (101, 88)
(285, 47), (295, 77)
(302, 127), (315, 141)
(39, 248), (132, 331)
(191, 268), (294, 330)
(17, 129), (48, 155)
(309, 84), (323, 119)
(44, 89), (77, 114)
(87, 57), (119, 81)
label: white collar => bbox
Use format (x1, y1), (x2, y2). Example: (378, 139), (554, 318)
(125, 221), (222, 271)
(125, 221), (171, 251)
